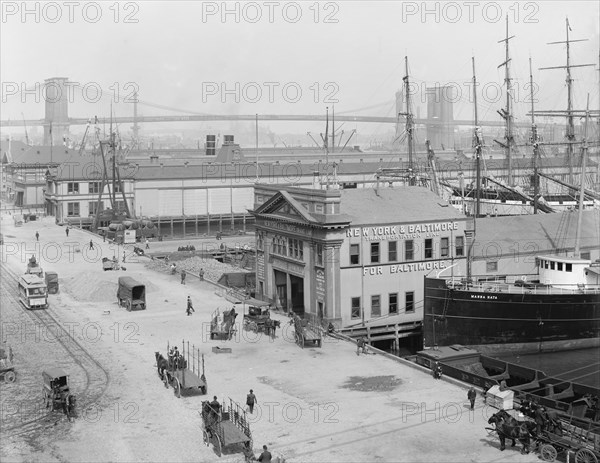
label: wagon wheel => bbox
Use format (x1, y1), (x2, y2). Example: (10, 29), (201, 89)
(163, 372), (170, 388)
(202, 429), (210, 446)
(173, 377), (181, 398)
(249, 321), (258, 332)
(4, 371), (16, 382)
(575, 449), (598, 463)
(215, 433), (223, 456)
(540, 444), (558, 462)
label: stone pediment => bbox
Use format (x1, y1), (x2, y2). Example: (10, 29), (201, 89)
(254, 190), (314, 224)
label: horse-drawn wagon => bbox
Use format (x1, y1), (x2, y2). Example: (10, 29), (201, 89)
(155, 341), (207, 398)
(535, 416), (599, 463)
(117, 276), (146, 311)
(0, 345), (16, 382)
(210, 307), (238, 340)
(200, 397), (253, 460)
(292, 314), (322, 348)
(42, 367), (76, 421)
(102, 256), (120, 271)
(242, 300), (271, 333)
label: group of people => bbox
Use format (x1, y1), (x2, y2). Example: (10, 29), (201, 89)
(520, 396), (562, 436)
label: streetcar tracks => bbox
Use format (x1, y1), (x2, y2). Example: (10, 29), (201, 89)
(1, 262), (110, 438)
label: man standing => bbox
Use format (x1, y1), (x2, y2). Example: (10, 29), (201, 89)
(257, 445), (272, 462)
(65, 227), (69, 237)
(468, 387), (477, 410)
(356, 337), (366, 356)
(246, 389), (257, 414)
(89, 239), (94, 250)
(181, 269), (186, 285)
(35, 231), (39, 241)
(186, 296), (195, 316)
(145, 238), (150, 250)
(210, 396), (221, 418)
(122, 251), (126, 263)
(199, 268), (205, 281)
(535, 405), (547, 436)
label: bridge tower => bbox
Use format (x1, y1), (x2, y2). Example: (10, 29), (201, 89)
(43, 77), (70, 145)
(131, 91), (139, 143)
(426, 85), (455, 150)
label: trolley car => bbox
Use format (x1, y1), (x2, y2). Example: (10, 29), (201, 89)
(18, 274), (48, 309)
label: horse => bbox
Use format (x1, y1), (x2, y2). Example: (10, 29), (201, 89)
(488, 410), (533, 454)
(155, 352), (169, 381)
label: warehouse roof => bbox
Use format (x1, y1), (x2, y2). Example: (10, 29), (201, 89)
(339, 187), (465, 225)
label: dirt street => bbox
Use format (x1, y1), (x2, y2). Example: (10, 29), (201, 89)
(0, 216), (541, 462)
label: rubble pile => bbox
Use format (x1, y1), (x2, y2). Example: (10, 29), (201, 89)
(146, 256), (244, 282)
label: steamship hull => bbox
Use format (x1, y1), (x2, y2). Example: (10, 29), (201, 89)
(423, 277), (600, 354)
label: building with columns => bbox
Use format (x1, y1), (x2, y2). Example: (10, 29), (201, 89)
(251, 184), (469, 350)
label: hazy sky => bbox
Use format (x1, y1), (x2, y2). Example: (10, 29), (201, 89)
(1, 1), (599, 138)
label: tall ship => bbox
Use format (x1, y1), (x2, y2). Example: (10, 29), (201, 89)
(423, 53), (600, 355)
(443, 17), (599, 216)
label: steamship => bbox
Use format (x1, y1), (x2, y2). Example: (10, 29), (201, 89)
(423, 256), (600, 354)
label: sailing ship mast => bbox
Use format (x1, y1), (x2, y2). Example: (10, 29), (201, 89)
(398, 56), (415, 186)
(496, 15), (516, 186)
(529, 57), (541, 214)
(574, 96), (590, 258)
(538, 17), (595, 186)
(465, 56), (482, 282)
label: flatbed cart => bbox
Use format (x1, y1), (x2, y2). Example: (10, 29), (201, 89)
(0, 345), (16, 382)
(210, 307), (238, 340)
(292, 314), (322, 348)
(201, 397), (253, 461)
(155, 340), (207, 398)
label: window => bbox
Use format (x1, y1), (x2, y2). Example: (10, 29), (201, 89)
(441, 237), (449, 257)
(88, 182), (101, 194)
(350, 244), (360, 265)
(389, 293), (398, 314)
(550, 261), (555, 270)
(405, 292), (415, 313)
(370, 242), (380, 264)
(405, 240), (414, 261)
(288, 238), (304, 260)
(371, 295), (381, 317)
(566, 263), (572, 272)
(114, 181), (123, 193)
(388, 241), (398, 262)
(424, 239), (433, 259)
(581, 252), (591, 260)
(316, 244), (323, 266)
(486, 261), (498, 272)
(115, 200), (125, 212)
(455, 236), (464, 256)
(351, 297), (361, 319)
(557, 262), (563, 271)
(67, 202), (80, 217)
(67, 182), (79, 194)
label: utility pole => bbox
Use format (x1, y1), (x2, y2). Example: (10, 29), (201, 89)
(398, 56), (415, 186)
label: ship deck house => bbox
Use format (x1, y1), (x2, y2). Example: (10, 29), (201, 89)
(251, 184), (469, 349)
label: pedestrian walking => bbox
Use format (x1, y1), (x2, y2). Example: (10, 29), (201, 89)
(186, 296), (195, 316)
(356, 336), (367, 356)
(468, 387), (476, 410)
(35, 231), (39, 241)
(246, 389), (257, 414)
(122, 251), (126, 263)
(257, 445), (272, 462)
(180, 269), (186, 285)
(199, 268), (205, 281)
(65, 227), (69, 237)
(89, 239), (94, 250)
(145, 238), (149, 250)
